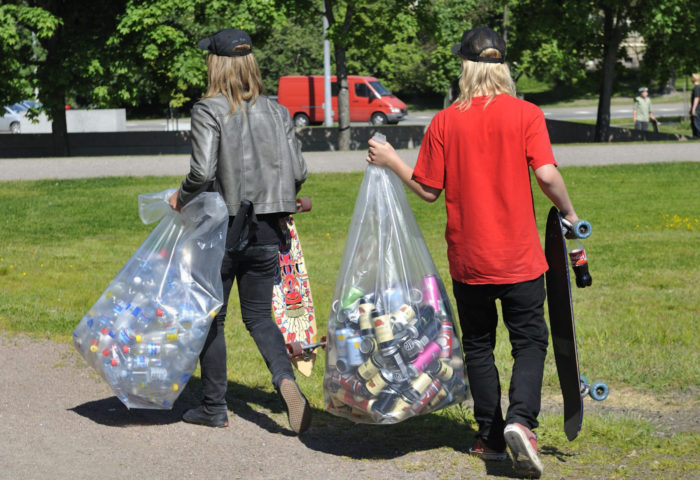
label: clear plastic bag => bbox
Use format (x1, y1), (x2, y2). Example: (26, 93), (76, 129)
(73, 189), (228, 409)
(324, 165), (468, 424)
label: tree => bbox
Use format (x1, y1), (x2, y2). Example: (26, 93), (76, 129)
(0, 2), (60, 108)
(636, 0), (700, 92)
(508, 0), (697, 141)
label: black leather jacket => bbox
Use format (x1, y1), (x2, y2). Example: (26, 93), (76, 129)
(177, 94), (307, 215)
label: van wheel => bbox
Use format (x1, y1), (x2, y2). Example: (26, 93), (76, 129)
(10, 122), (21, 134)
(370, 113), (388, 125)
(294, 114), (310, 127)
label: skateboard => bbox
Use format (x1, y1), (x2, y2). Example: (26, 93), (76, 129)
(544, 207), (608, 441)
(272, 197), (325, 376)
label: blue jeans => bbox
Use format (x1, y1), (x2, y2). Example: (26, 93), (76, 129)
(453, 276), (548, 451)
(198, 243), (295, 413)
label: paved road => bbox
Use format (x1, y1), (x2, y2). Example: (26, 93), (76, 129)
(124, 102), (688, 131)
(0, 142), (698, 182)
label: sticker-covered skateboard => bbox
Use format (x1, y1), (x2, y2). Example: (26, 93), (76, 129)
(272, 198), (325, 376)
(544, 207), (608, 441)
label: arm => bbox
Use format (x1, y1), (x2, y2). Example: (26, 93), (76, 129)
(692, 96), (699, 116)
(533, 164), (579, 224)
(367, 138), (441, 202)
(173, 103), (219, 210)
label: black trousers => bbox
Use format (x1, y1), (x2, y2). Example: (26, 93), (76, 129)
(198, 243), (295, 413)
(453, 275), (548, 450)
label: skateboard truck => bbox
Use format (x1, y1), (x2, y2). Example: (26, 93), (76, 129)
(286, 336), (327, 360)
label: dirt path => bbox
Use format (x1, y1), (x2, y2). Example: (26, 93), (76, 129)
(0, 333), (697, 480)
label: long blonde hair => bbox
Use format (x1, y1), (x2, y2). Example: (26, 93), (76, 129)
(204, 45), (266, 113)
(455, 48), (516, 111)
(692, 73), (699, 84)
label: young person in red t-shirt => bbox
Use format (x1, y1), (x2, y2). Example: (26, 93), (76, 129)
(367, 27), (580, 479)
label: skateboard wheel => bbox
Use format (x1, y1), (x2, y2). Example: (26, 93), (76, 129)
(572, 220), (592, 239)
(288, 341), (303, 358)
(590, 382), (609, 401)
(296, 197), (312, 212)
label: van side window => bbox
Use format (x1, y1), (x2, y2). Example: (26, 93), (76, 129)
(355, 83), (371, 98)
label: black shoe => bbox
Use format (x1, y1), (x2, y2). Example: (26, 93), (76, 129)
(182, 406), (229, 428)
(279, 378), (312, 434)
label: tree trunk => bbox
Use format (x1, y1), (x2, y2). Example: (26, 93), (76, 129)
(37, 0), (70, 155)
(50, 105), (70, 156)
(594, 7), (625, 143)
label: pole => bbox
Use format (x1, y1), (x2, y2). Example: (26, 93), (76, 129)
(322, 2), (333, 127)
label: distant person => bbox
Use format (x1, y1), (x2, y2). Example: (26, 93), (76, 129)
(169, 28), (311, 434)
(367, 26), (581, 479)
(633, 87), (656, 131)
(690, 73), (700, 138)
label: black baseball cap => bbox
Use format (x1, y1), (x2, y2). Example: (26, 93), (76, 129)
(198, 28), (252, 57)
(451, 26), (506, 64)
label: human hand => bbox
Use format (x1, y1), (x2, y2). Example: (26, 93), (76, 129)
(366, 138), (399, 168)
(168, 190), (181, 212)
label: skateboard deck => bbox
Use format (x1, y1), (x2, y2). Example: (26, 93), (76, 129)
(272, 199), (318, 376)
(544, 207), (584, 441)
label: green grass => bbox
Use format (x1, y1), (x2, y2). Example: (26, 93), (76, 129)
(1, 164), (698, 477)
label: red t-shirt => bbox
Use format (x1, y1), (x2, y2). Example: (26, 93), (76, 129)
(413, 94), (556, 285)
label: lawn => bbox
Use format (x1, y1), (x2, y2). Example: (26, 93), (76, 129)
(0, 162), (698, 478)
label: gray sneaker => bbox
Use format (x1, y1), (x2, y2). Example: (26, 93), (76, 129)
(504, 423), (543, 478)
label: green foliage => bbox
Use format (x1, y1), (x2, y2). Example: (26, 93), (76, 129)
(0, 2), (60, 107)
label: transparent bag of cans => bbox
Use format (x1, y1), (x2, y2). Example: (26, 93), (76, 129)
(73, 189), (228, 409)
(323, 165), (468, 424)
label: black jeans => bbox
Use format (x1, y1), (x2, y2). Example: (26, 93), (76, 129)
(453, 276), (548, 450)
(198, 243), (295, 413)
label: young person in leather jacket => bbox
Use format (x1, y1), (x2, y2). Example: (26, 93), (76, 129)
(169, 28), (310, 434)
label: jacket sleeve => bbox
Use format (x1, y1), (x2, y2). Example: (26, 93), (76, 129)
(282, 107), (308, 192)
(178, 103), (220, 206)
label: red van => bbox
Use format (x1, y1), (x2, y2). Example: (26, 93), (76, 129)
(277, 75), (408, 126)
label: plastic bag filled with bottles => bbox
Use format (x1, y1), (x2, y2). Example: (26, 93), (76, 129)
(73, 189), (228, 409)
(323, 164), (468, 424)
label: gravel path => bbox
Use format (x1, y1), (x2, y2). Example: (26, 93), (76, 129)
(1, 333), (697, 480)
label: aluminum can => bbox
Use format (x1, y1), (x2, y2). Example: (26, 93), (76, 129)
(359, 336), (376, 355)
(357, 353), (382, 380)
(384, 394), (413, 422)
(410, 341), (441, 374)
(358, 301), (375, 336)
(335, 328), (353, 357)
(436, 318), (454, 358)
(333, 388), (375, 414)
(391, 304), (415, 331)
(328, 371), (366, 395)
(422, 274), (441, 312)
(346, 335), (364, 367)
(430, 359), (455, 383)
(411, 378), (442, 414)
(372, 311), (395, 349)
(400, 335), (430, 360)
(365, 371), (388, 396)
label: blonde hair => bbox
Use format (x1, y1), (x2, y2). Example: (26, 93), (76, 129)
(204, 45), (265, 113)
(454, 48), (516, 111)
(692, 73), (699, 84)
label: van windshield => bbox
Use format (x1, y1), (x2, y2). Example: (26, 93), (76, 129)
(369, 81), (392, 97)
